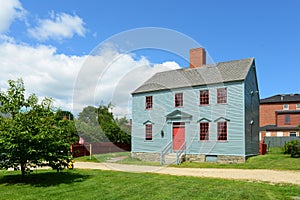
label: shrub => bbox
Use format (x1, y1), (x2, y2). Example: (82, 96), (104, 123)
(283, 140), (300, 158)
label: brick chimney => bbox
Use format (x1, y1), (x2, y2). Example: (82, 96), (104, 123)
(190, 47), (206, 68)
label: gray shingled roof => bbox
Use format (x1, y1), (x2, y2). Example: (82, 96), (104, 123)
(132, 58), (254, 94)
(260, 94), (300, 104)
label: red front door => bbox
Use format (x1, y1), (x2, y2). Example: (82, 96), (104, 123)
(173, 122), (185, 150)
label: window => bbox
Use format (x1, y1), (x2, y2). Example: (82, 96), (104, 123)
(145, 124), (152, 140)
(217, 88), (227, 104)
(283, 104), (289, 110)
(285, 115), (290, 125)
(175, 93), (183, 107)
(296, 104), (300, 110)
(200, 122), (209, 140)
(290, 132), (296, 137)
(200, 90), (209, 105)
(145, 96), (153, 110)
(217, 122), (227, 141)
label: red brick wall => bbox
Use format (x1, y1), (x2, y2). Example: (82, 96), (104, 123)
(277, 113), (300, 127)
(260, 102), (300, 126)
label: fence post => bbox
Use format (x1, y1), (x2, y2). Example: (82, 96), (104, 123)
(90, 143), (92, 160)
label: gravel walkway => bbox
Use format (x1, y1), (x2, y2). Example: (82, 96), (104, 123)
(74, 162), (300, 185)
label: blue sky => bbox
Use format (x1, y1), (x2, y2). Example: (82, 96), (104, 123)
(0, 0), (299, 116)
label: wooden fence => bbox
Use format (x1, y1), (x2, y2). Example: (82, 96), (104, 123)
(264, 136), (300, 148)
(71, 142), (131, 157)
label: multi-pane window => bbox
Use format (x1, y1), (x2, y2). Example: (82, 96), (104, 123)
(217, 122), (227, 141)
(200, 90), (209, 105)
(175, 93), (183, 107)
(283, 104), (289, 110)
(145, 124), (152, 140)
(217, 88), (227, 104)
(297, 104), (300, 110)
(145, 96), (153, 110)
(200, 122), (209, 140)
(285, 115), (290, 125)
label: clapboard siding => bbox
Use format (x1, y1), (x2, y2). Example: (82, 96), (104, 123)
(132, 81), (246, 156)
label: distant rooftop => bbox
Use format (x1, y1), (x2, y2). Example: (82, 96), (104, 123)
(260, 94), (300, 104)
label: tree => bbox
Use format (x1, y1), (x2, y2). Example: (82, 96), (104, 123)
(76, 106), (107, 143)
(0, 79), (77, 176)
(98, 104), (131, 144)
(78, 106), (99, 126)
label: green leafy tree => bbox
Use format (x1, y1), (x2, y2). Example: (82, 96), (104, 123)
(76, 106), (107, 143)
(0, 79), (77, 176)
(98, 104), (131, 144)
(78, 106), (99, 126)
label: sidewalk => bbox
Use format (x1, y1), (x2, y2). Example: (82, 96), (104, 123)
(74, 162), (300, 185)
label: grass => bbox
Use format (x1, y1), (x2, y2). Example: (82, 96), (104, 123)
(75, 148), (300, 170)
(0, 169), (299, 200)
(74, 152), (161, 166)
(172, 147), (300, 170)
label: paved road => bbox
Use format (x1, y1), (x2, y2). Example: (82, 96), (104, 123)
(74, 162), (300, 185)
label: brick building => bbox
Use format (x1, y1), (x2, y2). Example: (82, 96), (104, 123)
(260, 94), (300, 141)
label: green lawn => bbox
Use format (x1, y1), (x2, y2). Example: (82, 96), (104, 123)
(173, 148), (300, 170)
(0, 169), (299, 200)
(75, 148), (300, 170)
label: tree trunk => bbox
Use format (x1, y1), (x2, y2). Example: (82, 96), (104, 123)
(21, 163), (26, 177)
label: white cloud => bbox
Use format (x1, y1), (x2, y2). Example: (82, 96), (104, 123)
(0, 42), (181, 117)
(28, 12), (86, 41)
(0, 0), (26, 33)
(0, 41), (85, 111)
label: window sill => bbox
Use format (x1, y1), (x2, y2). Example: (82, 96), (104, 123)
(199, 104), (209, 107)
(217, 140), (228, 143)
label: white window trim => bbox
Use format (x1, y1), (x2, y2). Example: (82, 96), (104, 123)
(283, 104), (289, 110)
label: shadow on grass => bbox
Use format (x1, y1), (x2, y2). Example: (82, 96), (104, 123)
(0, 170), (90, 187)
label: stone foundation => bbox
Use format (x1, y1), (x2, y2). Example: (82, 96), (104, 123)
(184, 154), (246, 164)
(131, 152), (160, 162)
(217, 155), (245, 164)
(131, 152), (246, 164)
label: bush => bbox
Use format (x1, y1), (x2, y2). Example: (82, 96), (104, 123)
(283, 140), (300, 158)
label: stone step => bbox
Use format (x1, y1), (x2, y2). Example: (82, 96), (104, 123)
(163, 153), (181, 165)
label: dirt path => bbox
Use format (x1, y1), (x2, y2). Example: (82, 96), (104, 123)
(74, 162), (300, 185)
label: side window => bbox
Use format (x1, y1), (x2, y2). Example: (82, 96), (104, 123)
(145, 96), (153, 110)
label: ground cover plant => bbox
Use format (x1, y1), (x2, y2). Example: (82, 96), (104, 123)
(75, 148), (300, 170)
(0, 169), (299, 200)
(172, 147), (300, 170)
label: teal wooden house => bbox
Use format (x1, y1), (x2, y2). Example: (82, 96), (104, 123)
(131, 48), (260, 164)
